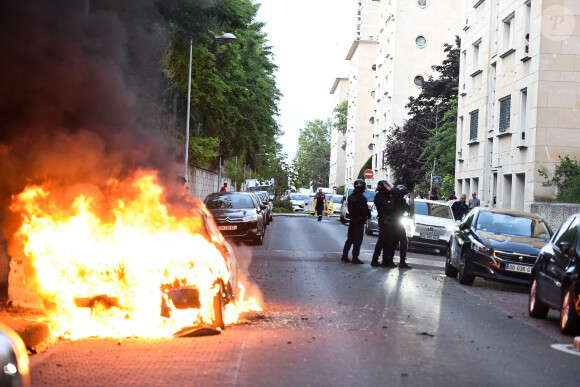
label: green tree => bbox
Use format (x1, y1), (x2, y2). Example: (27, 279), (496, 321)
(293, 119), (331, 190)
(420, 99), (458, 180)
(158, 0), (281, 169)
(332, 100), (348, 135)
(539, 155), (580, 203)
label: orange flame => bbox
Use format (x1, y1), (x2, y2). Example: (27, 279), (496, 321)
(8, 169), (260, 339)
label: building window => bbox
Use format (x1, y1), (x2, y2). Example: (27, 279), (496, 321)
(469, 110), (479, 142)
(472, 39), (481, 74)
(414, 75), (424, 87)
(524, 1), (531, 55)
(416, 35), (427, 48)
(499, 96), (511, 133)
(519, 89), (527, 141)
(502, 13), (515, 54)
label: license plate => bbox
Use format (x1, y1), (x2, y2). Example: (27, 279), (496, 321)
(218, 225), (237, 231)
(505, 263), (532, 273)
(420, 233), (439, 240)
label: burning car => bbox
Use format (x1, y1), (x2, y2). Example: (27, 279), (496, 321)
(7, 170), (259, 339)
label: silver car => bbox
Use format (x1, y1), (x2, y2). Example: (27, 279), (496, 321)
(406, 199), (457, 254)
(0, 322), (30, 387)
(365, 203), (379, 235)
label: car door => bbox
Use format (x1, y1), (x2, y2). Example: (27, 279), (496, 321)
(541, 216), (579, 306)
(450, 209), (476, 267)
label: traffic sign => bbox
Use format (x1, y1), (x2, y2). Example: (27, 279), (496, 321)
(363, 169), (374, 179)
(432, 176), (442, 183)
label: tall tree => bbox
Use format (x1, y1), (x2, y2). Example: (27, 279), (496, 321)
(292, 119), (331, 190)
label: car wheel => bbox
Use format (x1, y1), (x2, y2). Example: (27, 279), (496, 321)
(458, 249), (475, 285)
(365, 223), (372, 236)
(529, 277), (549, 318)
(444, 246), (458, 278)
(340, 215), (345, 224)
(560, 285), (580, 335)
(253, 230), (264, 245)
(212, 280), (225, 330)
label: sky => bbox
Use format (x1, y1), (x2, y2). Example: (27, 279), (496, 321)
(255, 0), (357, 161)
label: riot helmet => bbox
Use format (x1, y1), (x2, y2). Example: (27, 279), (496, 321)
(353, 179), (366, 192)
(376, 180), (393, 193)
(395, 184), (409, 195)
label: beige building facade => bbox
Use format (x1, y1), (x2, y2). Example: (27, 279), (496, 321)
(371, 0), (465, 185)
(329, 78), (348, 189)
(342, 0), (380, 188)
(456, 0), (580, 211)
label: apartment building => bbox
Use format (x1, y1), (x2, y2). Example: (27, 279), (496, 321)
(456, 0), (580, 211)
(329, 78), (348, 189)
(342, 0), (379, 188)
(371, 0), (465, 183)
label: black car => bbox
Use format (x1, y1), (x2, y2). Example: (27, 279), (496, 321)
(529, 213), (580, 335)
(445, 208), (552, 286)
(204, 192), (266, 245)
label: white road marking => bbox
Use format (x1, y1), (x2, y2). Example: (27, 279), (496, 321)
(551, 344), (580, 356)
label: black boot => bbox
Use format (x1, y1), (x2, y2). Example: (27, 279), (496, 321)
(382, 260), (397, 268)
(341, 255), (351, 263)
(352, 257), (364, 264)
(370, 257), (380, 267)
(398, 261), (412, 269)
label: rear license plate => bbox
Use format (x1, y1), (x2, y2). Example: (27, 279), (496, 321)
(505, 263), (531, 273)
(420, 233), (439, 240)
(218, 225), (237, 231)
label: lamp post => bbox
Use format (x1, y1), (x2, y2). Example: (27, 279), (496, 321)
(184, 33), (236, 184)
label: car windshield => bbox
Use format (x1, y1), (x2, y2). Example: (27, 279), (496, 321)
(205, 194), (254, 209)
(333, 196), (342, 203)
(475, 212), (552, 238)
(290, 194), (308, 200)
(415, 202), (453, 219)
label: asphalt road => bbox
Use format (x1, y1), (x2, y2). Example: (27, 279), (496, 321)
(29, 215), (580, 386)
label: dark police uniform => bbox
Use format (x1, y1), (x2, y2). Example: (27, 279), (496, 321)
(314, 191), (325, 221)
(341, 189), (371, 264)
(371, 189), (395, 267)
(385, 194), (411, 268)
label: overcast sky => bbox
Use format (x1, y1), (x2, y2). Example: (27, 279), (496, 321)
(255, 0), (357, 161)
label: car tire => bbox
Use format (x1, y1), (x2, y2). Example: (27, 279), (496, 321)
(253, 230), (264, 245)
(365, 223), (372, 236)
(212, 280), (225, 330)
(444, 246), (458, 278)
(340, 215), (345, 224)
(560, 285), (580, 335)
(529, 277), (549, 318)
(458, 250), (475, 285)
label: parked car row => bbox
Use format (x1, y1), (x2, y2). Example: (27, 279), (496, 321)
(204, 191), (273, 245)
(363, 196), (580, 335)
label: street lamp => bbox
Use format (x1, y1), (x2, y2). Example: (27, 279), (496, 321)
(184, 33), (237, 184)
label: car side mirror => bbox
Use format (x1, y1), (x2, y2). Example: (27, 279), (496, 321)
(260, 204), (267, 210)
(559, 242), (574, 257)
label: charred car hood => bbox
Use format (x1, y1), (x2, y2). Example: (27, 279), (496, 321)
(476, 231), (549, 254)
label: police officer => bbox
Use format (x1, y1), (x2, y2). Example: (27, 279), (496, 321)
(341, 179), (371, 264)
(385, 184), (412, 269)
(370, 180), (396, 268)
(314, 189), (325, 221)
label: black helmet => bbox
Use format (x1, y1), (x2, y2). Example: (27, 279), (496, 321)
(395, 184), (408, 195)
(376, 180), (393, 192)
(354, 179), (366, 192)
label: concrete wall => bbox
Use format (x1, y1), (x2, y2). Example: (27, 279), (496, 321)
(530, 202), (580, 231)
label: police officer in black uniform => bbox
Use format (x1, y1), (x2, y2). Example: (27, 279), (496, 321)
(385, 184), (412, 269)
(314, 189), (325, 221)
(370, 180), (397, 268)
(341, 179), (371, 264)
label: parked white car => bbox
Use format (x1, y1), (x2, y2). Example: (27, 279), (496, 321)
(331, 195), (343, 214)
(289, 194), (309, 212)
(406, 199), (458, 255)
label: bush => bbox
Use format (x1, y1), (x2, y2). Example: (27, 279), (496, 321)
(539, 155), (580, 203)
(273, 199), (293, 213)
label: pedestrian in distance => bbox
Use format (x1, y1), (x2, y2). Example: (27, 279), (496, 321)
(220, 182), (228, 192)
(469, 191), (480, 208)
(370, 180), (397, 268)
(314, 189), (325, 221)
(447, 191), (457, 201)
(385, 184), (412, 269)
(341, 179), (371, 264)
(451, 194), (469, 220)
